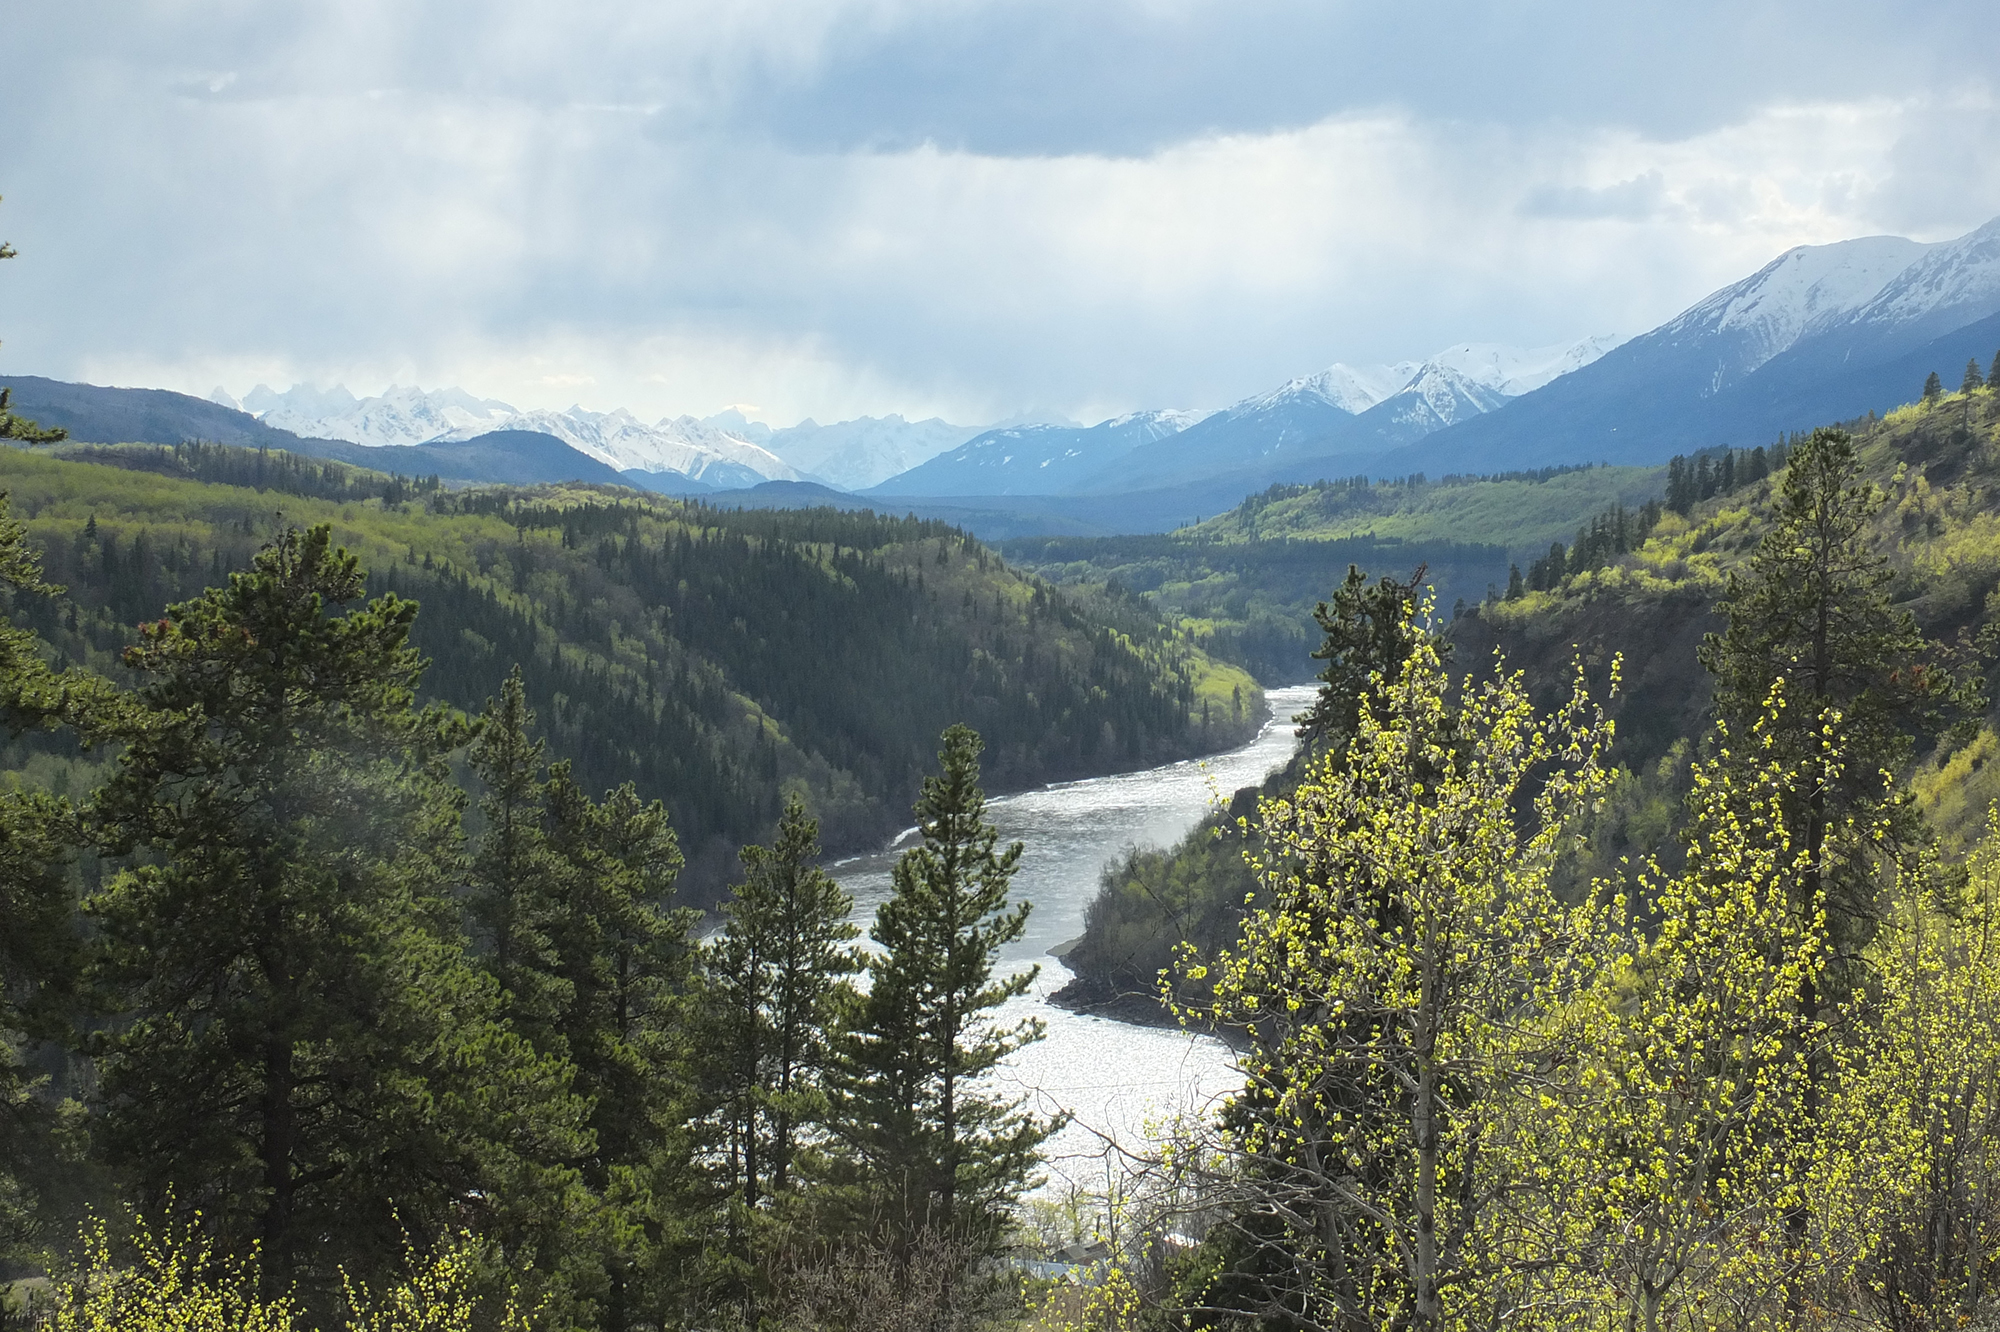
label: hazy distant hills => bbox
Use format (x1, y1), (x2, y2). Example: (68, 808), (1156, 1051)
(11, 217), (1999, 532)
(870, 409), (1213, 496)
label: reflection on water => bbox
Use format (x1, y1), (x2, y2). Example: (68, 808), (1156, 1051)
(832, 685), (1317, 1192)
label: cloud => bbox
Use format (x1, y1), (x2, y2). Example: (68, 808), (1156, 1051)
(1522, 172), (1676, 222)
(1, 4), (1996, 425)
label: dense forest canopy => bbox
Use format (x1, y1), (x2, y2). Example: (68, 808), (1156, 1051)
(0, 443), (1258, 899)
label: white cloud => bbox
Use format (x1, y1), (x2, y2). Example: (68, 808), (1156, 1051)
(1, 5), (1996, 425)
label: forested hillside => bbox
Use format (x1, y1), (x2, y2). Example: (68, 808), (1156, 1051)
(0, 442), (1258, 898)
(1064, 383), (2000, 1014)
(1001, 533), (1506, 683)
(1186, 461), (1665, 554)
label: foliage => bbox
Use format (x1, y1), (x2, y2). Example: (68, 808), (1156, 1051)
(1172, 607), (1614, 1329)
(40, 1213), (531, 1332)
(83, 526), (590, 1311)
(0, 445), (1257, 900)
(836, 725), (1058, 1257)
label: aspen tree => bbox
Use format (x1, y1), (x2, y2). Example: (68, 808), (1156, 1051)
(1177, 603), (1614, 1330)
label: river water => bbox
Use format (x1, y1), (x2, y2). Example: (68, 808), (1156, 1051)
(831, 684), (1318, 1195)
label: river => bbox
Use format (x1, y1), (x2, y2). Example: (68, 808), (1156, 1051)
(830, 684), (1317, 1196)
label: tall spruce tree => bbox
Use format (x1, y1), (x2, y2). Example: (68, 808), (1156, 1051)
(705, 796), (860, 1216)
(87, 526), (589, 1307)
(1965, 357), (1987, 394)
(836, 725), (1054, 1256)
(0, 491), (109, 1257)
(541, 763), (695, 1332)
(467, 667), (571, 1039)
(1925, 370), (1945, 401)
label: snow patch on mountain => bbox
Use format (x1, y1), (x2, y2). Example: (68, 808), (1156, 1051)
(1369, 364), (1510, 434)
(1660, 234), (1933, 385)
(1239, 363), (1417, 417)
(751, 414), (983, 490)
(1428, 334), (1623, 397)
(244, 383), (518, 446)
(432, 408), (804, 488)
(1847, 216), (2000, 333)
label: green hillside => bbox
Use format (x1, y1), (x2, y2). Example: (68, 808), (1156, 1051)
(1062, 388), (2000, 1010)
(1001, 532), (1507, 683)
(1190, 463), (1666, 556)
(0, 442), (1259, 900)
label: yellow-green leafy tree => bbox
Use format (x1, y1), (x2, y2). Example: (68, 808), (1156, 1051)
(1175, 604), (1615, 1330)
(1510, 691), (1839, 1332)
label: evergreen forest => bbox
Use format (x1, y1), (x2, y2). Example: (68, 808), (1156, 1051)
(17, 365), (2000, 1332)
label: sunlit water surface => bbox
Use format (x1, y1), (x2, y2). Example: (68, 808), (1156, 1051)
(831, 685), (1316, 1194)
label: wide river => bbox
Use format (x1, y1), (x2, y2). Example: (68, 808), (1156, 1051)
(831, 684), (1317, 1196)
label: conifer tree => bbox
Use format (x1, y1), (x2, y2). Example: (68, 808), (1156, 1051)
(1700, 427), (1958, 991)
(836, 725), (1054, 1256)
(467, 667), (570, 1038)
(1925, 370), (1945, 401)
(1294, 564), (1432, 755)
(705, 795), (860, 1215)
(1966, 357), (1987, 394)
(0, 491), (110, 1255)
(1989, 348), (2000, 391)
(541, 763), (694, 1332)
(87, 526), (588, 1307)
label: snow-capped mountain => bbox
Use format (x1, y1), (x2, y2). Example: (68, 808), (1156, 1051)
(1379, 213), (2000, 474)
(234, 383), (519, 446)
(1652, 234), (1932, 393)
(1364, 364), (1510, 437)
(431, 407), (805, 490)
(220, 383), (805, 489)
(749, 414), (983, 490)
(1428, 335), (1623, 398)
(871, 409), (1212, 497)
(1064, 339), (1607, 496)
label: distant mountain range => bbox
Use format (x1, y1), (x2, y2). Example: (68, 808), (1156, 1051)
(1379, 217), (2000, 474)
(11, 217), (1997, 529)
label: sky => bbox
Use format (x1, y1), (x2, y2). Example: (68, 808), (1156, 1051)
(2, 1), (1998, 428)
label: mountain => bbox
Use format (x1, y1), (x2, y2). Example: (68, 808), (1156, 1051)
(1429, 335), (1625, 396)
(1061, 336), (1618, 497)
(293, 429), (631, 487)
(224, 382), (805, 488)
(868, 409), (1212, 497)
(745, 413), (983, 490)
(1385, 217), (2000, 474)
(1344, 363), (1510, 448)
(5, 375), (323, 451)
(234, 382), (517, 446)
(0, 442), (1261, 903)
(431, 407), (804, 489)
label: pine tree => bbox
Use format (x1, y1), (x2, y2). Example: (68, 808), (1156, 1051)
(87, 526), (589, 1308)
(1966, 358), (1987, 393)
(1989, 348), (2000, 391)
(1924, 370), (1945, 402)
(1700, 428), (1957, 980)
(1294, 564), (1433, 755)
(1505, 563), (1525, 599)
(835, 725), (1055, 1257)
(0, 491), (109, 1256)
(705, 796), (860, 1213)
